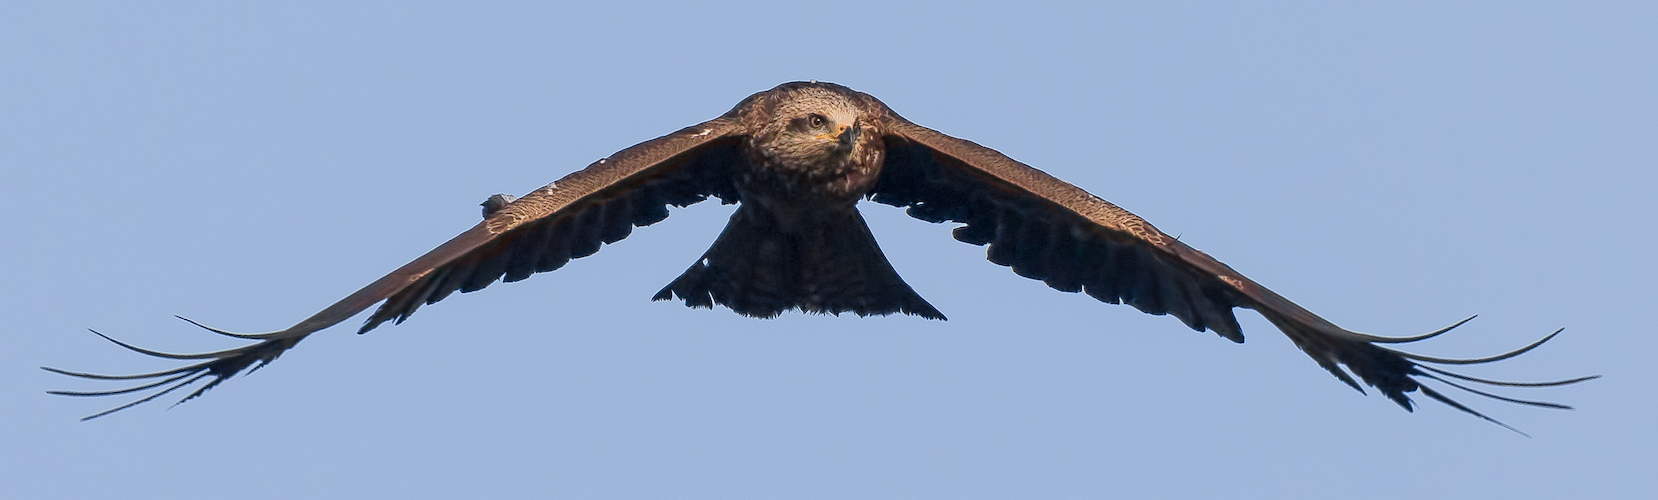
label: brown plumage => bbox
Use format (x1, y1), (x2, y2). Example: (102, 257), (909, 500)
(47, 82), (1593, 429)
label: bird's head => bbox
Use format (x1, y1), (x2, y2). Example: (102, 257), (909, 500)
(756, 84), (869, 168)
(790, 108), (860, 152)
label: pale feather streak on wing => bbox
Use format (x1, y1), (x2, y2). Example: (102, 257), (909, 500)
(46, 117), (745, 419)
(874, 119), (1592, 429)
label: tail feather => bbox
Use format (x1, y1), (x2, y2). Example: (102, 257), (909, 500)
(654, 206), (945, 320)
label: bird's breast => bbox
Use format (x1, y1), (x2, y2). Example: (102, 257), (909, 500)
(736, 148), (884, 228)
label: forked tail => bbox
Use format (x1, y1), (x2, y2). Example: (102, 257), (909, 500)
(654, 205), (945, 320)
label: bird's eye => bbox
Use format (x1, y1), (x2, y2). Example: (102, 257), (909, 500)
(809, 114), (826, 129)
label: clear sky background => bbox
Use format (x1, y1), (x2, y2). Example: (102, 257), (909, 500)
(4, 2), (1653, 498)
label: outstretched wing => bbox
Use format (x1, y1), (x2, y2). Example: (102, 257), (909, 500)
(46, 116), (747, 420)
(870, 118), (1593, 432)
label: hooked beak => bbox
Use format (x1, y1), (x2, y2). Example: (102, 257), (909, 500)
(835, 122), (859, 149)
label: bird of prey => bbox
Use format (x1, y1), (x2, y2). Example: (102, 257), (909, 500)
(49, 81), (1592, 428)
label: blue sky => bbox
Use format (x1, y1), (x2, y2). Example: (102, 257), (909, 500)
(4, 2), (1653, 498)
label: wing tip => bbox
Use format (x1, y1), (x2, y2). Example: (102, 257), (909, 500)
(49, 323), (306, 420)
(1276, 313), (1592, 433)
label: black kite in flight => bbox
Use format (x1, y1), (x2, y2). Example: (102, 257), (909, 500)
(48, 82), (1593, 429)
